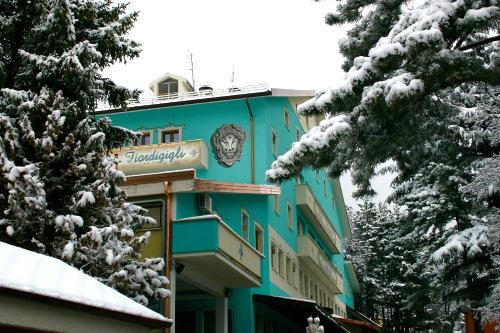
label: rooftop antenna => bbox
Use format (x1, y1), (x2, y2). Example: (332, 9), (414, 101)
(230, 64), (235, 87)
(186, 49), (196, 90)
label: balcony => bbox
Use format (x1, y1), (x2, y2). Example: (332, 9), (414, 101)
(297, 235), (343, 294)
(113, 139), (208, 176)
(172, 215), (261, 289)
(295, 184), (341, 253)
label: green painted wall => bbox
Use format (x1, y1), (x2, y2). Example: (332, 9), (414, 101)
(102, 94), (356, 332)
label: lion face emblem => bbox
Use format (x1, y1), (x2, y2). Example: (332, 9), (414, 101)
(211, 124), (246, 167)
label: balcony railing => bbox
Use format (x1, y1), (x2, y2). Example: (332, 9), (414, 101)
(173, 215), (262, 286)
(97, 84), (270, 111)
(295, 184), (341, 253)
(297, 234), (343, 294)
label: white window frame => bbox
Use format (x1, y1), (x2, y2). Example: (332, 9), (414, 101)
(278, 247), (285, 278)
(292, 261), (298, 289)
(271, 241), (278, 272)
(254, 221), (264, 253)
(284, 106), (290, 130)
(241, 209), (250, 241)
(272, 128), (278, 157)
(287, 202), (293, 230)
(273, 194), (280, 215)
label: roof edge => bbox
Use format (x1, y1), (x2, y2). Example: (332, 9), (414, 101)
(0, 286), (172, 329)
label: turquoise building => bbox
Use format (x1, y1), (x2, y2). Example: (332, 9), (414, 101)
(98, 73), (363, 333)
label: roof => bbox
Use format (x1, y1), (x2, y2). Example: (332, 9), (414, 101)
(0, 241), (171, 328)
(96, 84), (315, 113)
(149, 72), (194, 91)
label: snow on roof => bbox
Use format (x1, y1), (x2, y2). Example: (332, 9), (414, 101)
(0, 241), (170, 325)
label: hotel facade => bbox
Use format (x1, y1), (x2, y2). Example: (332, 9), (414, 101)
(98, 73), (362, 333)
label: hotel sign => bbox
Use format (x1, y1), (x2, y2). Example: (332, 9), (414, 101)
(113, 140), (208, 176)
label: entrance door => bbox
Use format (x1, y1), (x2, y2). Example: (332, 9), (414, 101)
(176, 311), (196, 333)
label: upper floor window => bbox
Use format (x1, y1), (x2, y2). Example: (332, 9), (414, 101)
(297, 219), (304, 235)
(278, 247), (285, 277)
(273, 194), (280, 215)
(271, 242), (278, 272)
(287, 202), (293, 230)
(241, 209), (250, 241)
(323, 179), (327, 197)
(254, 222), (264, 253)
(136, 131), (151, 146)
(161, 128), (180, 144)
(158, 79), (178, 95)
(296, 127), (301, 142)
(285, 256), (292, 283)
(272, 128), (278, 157)
(284, 106), (290, 130)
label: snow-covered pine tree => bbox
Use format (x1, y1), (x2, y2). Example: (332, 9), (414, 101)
(348, 201), (425, 332)
(0, 0), (169, 305)
(266, 0), (499, 324)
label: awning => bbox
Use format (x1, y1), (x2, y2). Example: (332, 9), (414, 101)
(334, 307), (382, 333)
(253, 294), (351, 333)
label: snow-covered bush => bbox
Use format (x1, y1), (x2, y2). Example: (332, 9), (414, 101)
(0, 0), (169, 306)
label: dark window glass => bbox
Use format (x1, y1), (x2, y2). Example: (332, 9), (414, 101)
(135, 132), (151, 146)
(158, 79), (179, 95)
(162, 129), (180, 143)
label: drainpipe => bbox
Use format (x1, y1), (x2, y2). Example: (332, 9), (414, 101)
(163, 181), (173, 323)
(245, 97), (255, 184)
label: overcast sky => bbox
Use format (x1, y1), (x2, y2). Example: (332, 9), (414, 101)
(104, 0), (394, 209)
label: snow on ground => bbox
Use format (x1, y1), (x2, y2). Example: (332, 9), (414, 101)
(0, 241), (171, 323)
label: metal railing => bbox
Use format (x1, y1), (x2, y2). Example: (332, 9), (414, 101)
(97, 84), (270, 111)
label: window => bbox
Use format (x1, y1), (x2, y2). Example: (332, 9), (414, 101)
(292, 261), (297, 288)
(332, 195), (336, 209)
(284, 106), (290, 129)
(137, 201), (163, 230)
(278, 248), (285, 277)
(315, 170), (319, 183)
(161, 128), (180, 143)
(135, 131), (151, 146)
(287, 202), (293, 230)
(296, 127), (301, 142)
(297, 219), (304, 235)
(299, 270), (304, 295)
(323, 179), (327, 197)
(254, 222), (263, 253)
(158, 78), (178, 95)
(273, 194), (280, 215)
(285, 256), (292, 283)
(272, 128), (278, 157)
(271, 242), (278, 272)
(304, 274), (310, 299)
(241, 209), (250, 241)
